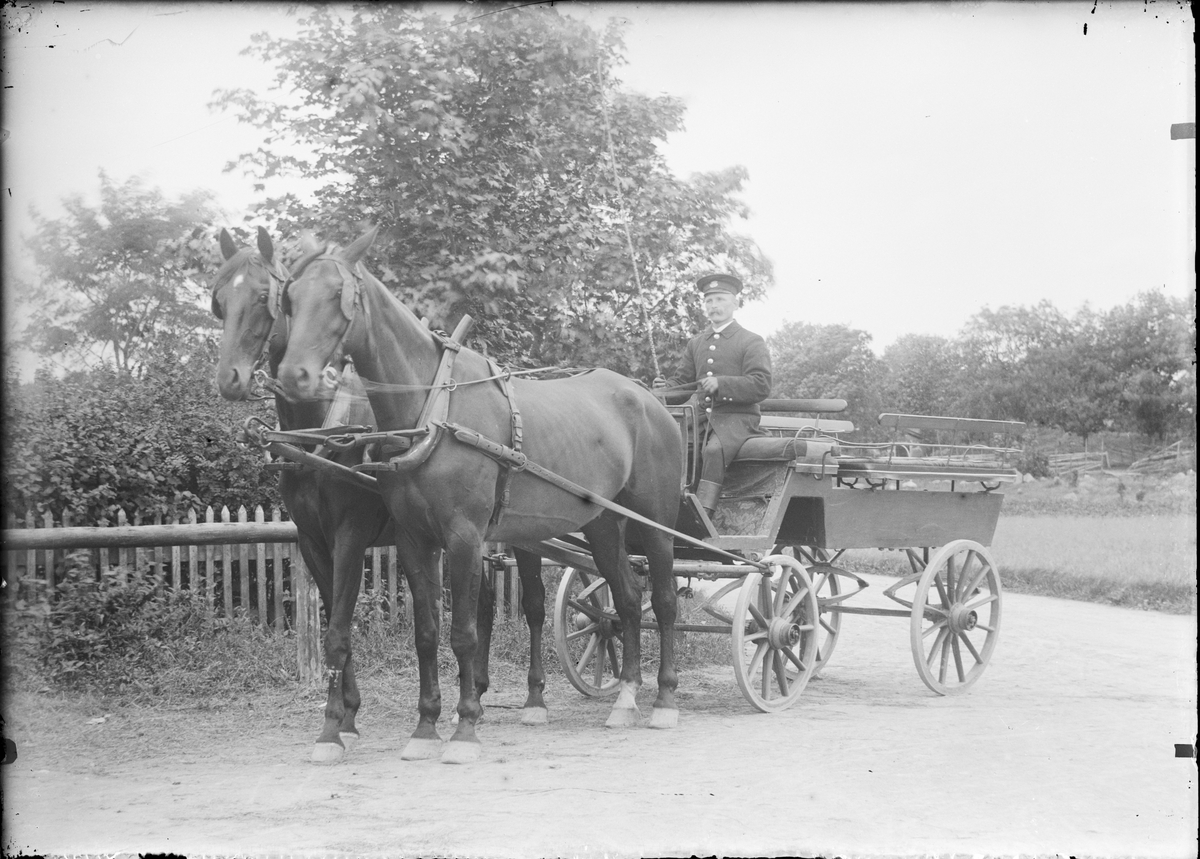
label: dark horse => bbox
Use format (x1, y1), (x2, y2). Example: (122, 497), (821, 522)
(210, 228), (394, 764)
(210, 228), (554, 763)
(276, 226), (684, 764)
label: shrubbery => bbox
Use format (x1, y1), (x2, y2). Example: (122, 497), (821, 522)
(3, 338), (281, 523)
(3, 553), (297, 701)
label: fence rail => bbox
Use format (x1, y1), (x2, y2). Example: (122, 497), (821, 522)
(2, 505), (528, 670)
(1129, 441), (1196, 474)
(1047, 450), (1109, 475)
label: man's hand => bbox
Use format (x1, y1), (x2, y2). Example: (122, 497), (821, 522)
(698, 376), (719, 396)
(652, 376), (669, 390)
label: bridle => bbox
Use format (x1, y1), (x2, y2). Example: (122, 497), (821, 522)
(212, 251), (291, 398)
(281, 253), (368, 389)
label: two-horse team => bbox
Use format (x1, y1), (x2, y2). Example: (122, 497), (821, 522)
(212, 226), (687, 765)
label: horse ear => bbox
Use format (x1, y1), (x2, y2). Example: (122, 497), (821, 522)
(219, 228), (238, 261)
(342, 225), (380, 268)
(256, 226), (274, 264)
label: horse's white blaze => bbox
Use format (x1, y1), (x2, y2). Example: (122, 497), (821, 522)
(231, 274), (245, 289)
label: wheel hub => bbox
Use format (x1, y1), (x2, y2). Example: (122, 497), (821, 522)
(767, 618), (802, 649)
(948, 603), (978, 633)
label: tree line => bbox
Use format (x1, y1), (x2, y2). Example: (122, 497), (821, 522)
(768, 293), (1195, 445)
(4, 5), (1194, 524)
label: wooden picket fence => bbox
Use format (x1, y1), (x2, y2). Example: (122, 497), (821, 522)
(2, 505), (528, 629)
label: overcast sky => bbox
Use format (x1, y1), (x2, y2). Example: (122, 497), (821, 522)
(3, 1), (1195, 366)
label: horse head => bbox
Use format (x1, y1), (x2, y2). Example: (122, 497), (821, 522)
(210, 226), (293, 401)
(277, 225), (380, 402)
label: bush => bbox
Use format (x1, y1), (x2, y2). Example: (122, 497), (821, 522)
(1017, 448), (1052, 479)
(2, 338), (281, 524)
(4, 552), (296, 700)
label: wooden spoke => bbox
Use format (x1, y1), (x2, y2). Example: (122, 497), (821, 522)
(789, 546), (844, 678)
(554, 567), (623, 697)
(577, 633), (600, 676)
(909, 540), (1002, 696)
(566, 621), (600, 643)
(747, 601), (770, 630)
(957, 630), (984, 663)
(699, 578), (742, 625)
(730, 555), (820, 713)
(922, 617), (949, 638)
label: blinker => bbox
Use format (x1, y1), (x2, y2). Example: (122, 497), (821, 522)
(340, 265), (358, 321)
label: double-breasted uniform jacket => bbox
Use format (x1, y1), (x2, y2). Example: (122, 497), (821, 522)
(664, 319), (773, 474)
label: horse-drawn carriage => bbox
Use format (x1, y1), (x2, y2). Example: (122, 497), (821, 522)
(547, 398), (1024, 712)
(213, 225), (1024, 764)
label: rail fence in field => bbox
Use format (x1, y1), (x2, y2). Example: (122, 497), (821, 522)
(1047, 450), (1110, 475)
(2, 505), (528, 630)
(1129, 441), (1196, 474)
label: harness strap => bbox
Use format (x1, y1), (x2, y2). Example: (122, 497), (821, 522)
(435, 419), (767, 569)
(373, 314), (475, 474)
(485, 356), (524, 518)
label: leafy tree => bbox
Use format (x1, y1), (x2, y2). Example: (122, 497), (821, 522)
(954, 301), (1074, 422)
(879, 334), (962, 417)
(767, 322), (884, 436)
(212, 4), (770, 378)
(19, 172), (227, 376)
(1101, 291), (1195, 439)
(1023, 307), (1120, 445)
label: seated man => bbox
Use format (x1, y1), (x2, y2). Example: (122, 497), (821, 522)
(655, 272), (772, 516)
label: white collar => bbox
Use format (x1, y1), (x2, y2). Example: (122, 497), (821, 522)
(712, 319), (735, 334)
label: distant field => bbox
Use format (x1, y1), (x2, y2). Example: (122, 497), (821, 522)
(991, 514), (1196, 586)
(840, 512), (1196, 614)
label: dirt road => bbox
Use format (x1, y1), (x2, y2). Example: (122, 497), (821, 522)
(3, 575), (1196, 858)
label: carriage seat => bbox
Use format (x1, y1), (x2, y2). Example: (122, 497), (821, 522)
(735, 436), (840, 463)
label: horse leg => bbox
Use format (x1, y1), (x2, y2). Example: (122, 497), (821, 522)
(398, 540), (445, 761)
(642, 527), (680, 729)
(442, 535), (486, 764)
(514, 548), (548, 726)
(583, 514), (644, 728)
(338, 655), (361, 752)
(473, 561), (495, 705)
(312, 535), (367, 764)
(291, 535), (346, 763)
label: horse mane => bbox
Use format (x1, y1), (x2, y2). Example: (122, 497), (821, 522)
(288, 241), (332, 283)
(209, 247), (260, 297)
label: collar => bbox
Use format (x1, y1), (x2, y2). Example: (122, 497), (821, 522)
(706, 319), (739, 338)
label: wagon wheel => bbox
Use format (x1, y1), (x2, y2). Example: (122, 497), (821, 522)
(553, 566), (652, 698)
(909, 540), (1002, 695)
(730, 554), (820, 713)
(791, 546), (843, 678)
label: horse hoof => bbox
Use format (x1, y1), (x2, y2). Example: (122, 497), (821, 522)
(441, 740), (481, 765)
(400, 738), (443, 761)
(311, 742), (344, 765)
(648, 707), (679, 729)
(605, 706), (641, 729)
(520, 707), (549, 726)
(339, 731), (359, 752)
